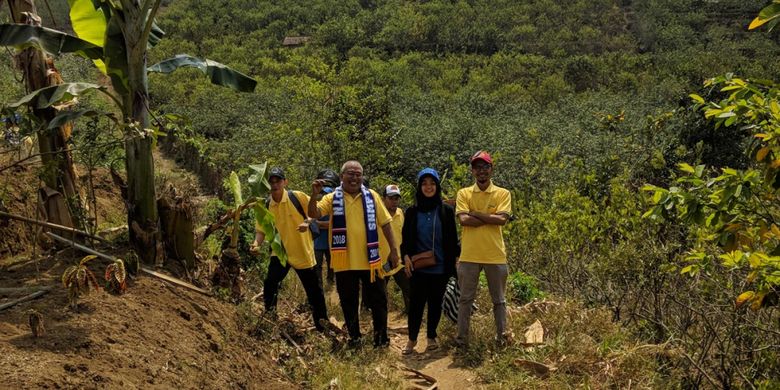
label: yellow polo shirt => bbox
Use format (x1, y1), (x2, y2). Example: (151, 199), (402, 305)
(456, 182), (512, 264)
(267, 190), (316, 270)
(317, 189), (392, 271)
(379, 208), (404, 261)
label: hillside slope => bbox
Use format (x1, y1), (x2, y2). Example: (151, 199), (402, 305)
(0, 254), (291, 389)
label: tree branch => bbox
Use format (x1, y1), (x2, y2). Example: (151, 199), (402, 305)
(0, 211), (111, 244)
(0, 148), (81, 173)
(681, 350), (720, 389)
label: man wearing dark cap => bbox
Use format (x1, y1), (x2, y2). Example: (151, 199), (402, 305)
(455, 151), (513, 346)
(251, 167), (328, 330)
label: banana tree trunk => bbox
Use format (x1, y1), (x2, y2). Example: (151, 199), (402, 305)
(9, 0), (80, 229)
(122, 5), (163, 266)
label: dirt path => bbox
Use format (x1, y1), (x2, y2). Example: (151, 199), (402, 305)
(387, 312), (479, 389)
(323, 285), (479, 389)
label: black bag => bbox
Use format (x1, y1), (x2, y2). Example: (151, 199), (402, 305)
(267, 190), (321, 239)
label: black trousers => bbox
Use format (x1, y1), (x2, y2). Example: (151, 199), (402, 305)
(263, 256), (328, 330)
(336, 270), (388, 345)
(408, 272), (448, 341)
(314, 249), (334, 286)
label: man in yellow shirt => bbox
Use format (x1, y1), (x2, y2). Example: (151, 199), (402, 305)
(455, 151), (512, 346)
(379, 184), (410, 314)
(308, 161), (400, 347)
(251, 167), (328, 331)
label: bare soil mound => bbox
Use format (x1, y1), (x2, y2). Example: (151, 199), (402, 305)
(0, 255), (292, 389)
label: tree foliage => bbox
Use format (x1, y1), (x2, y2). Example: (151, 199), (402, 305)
(645, 75), (780, 309)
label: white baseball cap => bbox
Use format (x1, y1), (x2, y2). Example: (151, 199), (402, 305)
(384, 184), (401, 197)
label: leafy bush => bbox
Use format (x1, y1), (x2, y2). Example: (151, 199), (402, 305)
(507, 271), (544, 305)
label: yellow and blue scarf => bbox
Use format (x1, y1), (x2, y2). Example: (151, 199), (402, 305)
(331, 185), (382, 281)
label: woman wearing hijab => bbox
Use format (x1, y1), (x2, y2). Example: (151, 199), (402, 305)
(400, 168), (460, 355)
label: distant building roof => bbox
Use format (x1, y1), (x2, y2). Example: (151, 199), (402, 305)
(282, 36), (310, 46)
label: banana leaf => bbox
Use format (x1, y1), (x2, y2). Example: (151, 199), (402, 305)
(148, 55), (257, 93)
(247, 162), (287, 265)
(6, 83), (114, 109)
(47, 109), (118, 129)
(228, 171), (244, 207)
(68, 0), (163, 47)
(253, 203), (288, 266)
(67, 0), (107, 46)
(0, 24), (102, 60)
(248, 162), (271, 198)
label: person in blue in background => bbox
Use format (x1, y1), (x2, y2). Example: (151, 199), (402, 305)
(314, 186), (334, 287)
(313, 169), (339, 288)
(400, 168), (460, 355)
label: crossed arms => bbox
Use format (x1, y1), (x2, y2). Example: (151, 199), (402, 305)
(457, 211), (509, 227)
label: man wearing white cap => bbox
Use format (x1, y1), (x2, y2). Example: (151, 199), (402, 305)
(380, 184), (411, 314)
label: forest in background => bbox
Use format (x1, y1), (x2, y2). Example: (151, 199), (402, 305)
(2, 0), (780, 387)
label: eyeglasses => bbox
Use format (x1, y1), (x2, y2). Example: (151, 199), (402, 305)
(343, 171), (363, 178)
(472, 164), (492, 171)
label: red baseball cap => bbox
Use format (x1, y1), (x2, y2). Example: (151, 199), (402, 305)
(470, 150), (493, 165)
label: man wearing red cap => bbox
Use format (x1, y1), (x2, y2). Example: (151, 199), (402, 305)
(455, 151), (513, 346)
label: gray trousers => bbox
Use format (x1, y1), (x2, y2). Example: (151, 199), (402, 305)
(456, 262), (508, 344)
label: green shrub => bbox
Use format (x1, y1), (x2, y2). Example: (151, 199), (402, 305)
(507, 271), (544, 305)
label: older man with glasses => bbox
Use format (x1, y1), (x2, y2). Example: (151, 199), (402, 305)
(308, 160), (401, 347)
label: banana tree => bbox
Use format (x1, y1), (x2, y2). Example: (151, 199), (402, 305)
(205, 163), (286, 300)
(1, 0), (256, 265)
(3, 0), (81, 231)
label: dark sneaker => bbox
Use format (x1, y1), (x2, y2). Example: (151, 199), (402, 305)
(347, 337), (363, 349)
(496, 331), (514, 348)
(374, 334), (390, 348)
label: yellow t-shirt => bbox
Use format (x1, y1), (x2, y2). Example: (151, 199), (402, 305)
(317, 189), (392, 271)
(268, 190), (316, 270)
(456, 182), (512, 264)
(379, 208), (404, 260)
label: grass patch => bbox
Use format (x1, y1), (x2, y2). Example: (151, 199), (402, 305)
(238, 266), (663, 389)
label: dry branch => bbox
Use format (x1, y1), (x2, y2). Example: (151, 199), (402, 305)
(280, 329), (303, 354)
(4, 255), (47, 272)
(398, 365), (438, 388)
(140, 267), (212, 296)
(45, 232), (114, 260)
(514, 359), (554, 379)
(97, 226), (128, 237)
(1, 211), (111, 244)
(196, 211), (233, 247)
(0, 286), (52, 295)
(195, 199), (259, 248)
(0, 287), (52, 311)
